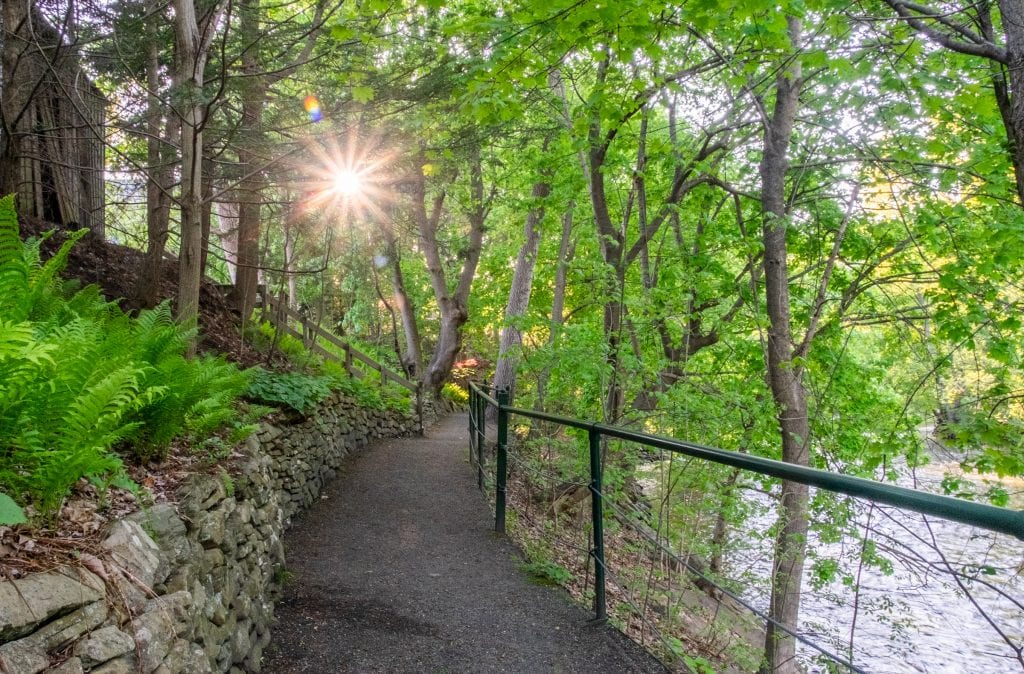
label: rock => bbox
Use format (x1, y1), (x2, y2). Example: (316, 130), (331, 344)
(102, 520), (165, 588)
(129, 505), (189, 568)
(43, 657), (84, 674)
(156, 638), (189, 673)
(132, 605), (178, 672)
(184, 642), (213, 674)
(32, 601), (108, 651)
(0, 569), (104, 641)
(88, 655), (136, 674)
(104, 566), (149, 615)
(73, 626), (134, 668)
(0, 641), (48, 674)
(230, 619), (252, 664)
(143, 590), (192, 638)
(244, 643), (263, 673)
(205, 596), (228, 627)
(195, 510), (226, 549)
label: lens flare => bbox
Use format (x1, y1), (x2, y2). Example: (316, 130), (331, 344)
(333, 170), (362, 196)
(297, 129), (398, 226)
(303, 95), (322, 122)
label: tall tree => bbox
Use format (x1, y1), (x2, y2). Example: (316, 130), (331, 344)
(882, 0), (1024, 204)
(490, 165), (550, 403)
(757, 16), (809, 673)
(414, 143), (489, 395)
(172, 0), (227, 339)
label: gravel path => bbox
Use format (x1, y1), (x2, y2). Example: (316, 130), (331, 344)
(262, 413), (665, 673)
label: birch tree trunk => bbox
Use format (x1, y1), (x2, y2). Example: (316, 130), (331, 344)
(490, 176), (550, 403)
(533, 204), (575, 412)
(386, 234), (422, 376)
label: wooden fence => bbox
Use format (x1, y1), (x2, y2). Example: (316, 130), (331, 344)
(260, 291), (424, 432)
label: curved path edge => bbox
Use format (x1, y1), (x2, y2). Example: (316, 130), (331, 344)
(263, 413), (665, 673)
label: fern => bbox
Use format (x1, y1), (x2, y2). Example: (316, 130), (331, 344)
(0, 199), (250, 519)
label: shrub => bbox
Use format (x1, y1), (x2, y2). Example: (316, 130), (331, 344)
(246, 368), (333, 413)
(441, 382), (468, 406)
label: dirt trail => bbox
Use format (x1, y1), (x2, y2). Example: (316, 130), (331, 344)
(263, 413), (664, 673)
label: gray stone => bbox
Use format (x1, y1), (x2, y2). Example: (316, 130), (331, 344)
(32, 601), (108, 652)
(195, 510), (226, 549)
(88, 655), (136, 674)
(102, 520), (165, 588)
(0, 640), (48, 674)
(230, 620), (251, 664)
(132, 607), (176, 673)
(73, 626), (134, 668)
(143, 590), (192, 638)
(43, 657), (84, 674)
(243, 643), (263, 673)
(129, 505), (189, 568)
(0, 569), (104, 641)
(204, 596), (227, 627)
(184, 643), (213, 674)
(105, 566), (149, 615)
(156, 638), (189, 673)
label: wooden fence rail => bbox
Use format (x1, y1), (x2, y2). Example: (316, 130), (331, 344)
(260, 291), (424, 432)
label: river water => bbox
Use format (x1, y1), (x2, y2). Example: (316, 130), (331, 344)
(728, 458), (1024, 673)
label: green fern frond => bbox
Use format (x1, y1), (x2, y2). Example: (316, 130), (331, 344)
(0, 195), (21, 268)
(28, 228), (87, 293)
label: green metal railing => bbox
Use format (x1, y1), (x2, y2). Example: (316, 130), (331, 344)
(467, 382), (1024, 671)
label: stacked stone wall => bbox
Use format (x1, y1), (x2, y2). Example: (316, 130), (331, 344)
(0, 394), (459, 673)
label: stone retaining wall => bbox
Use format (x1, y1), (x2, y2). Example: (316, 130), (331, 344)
(0, 394), (459, 674)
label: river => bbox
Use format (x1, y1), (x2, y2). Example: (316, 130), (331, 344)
(726, 456), (1024, 673)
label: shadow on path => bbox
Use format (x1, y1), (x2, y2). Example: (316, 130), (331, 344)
(263, 413), (665, 673)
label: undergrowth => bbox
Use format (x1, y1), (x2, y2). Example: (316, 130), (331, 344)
(0, 195), (248, 523)
(246, 318), (412, 414)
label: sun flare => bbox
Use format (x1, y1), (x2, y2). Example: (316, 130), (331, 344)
(333, 170), (363, 196)
(298, 130), (396, 224)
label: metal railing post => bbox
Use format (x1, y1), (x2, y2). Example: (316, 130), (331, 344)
(476, 391), (486, 491)
(468, 386), (476, 462)
(588, 428), (607, 622)
(495, 389), (510, 535)
(415, 382), (425, 437)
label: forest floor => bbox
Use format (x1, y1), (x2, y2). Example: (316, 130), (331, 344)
(263, 413), (665, 673)
(22, 218), (267, 366)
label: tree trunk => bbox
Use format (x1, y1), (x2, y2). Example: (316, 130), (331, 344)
(386, 234), (422, 376)
(173, 0), (224, 348)
(234, 0), (264, 320)
(534, 203), (575, 412)
(490, 176), (550, 404)
(135, 10), (174, 308)
(285, 221), (297, 307)
(0, 1), (32, 202)
(214, 197), (239, 282)
(200, 147), (214, 279)
(759, 16), (809, 674)
(418, 145), (486, 395)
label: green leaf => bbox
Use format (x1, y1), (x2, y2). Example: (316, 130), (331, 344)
(0, 492), (26, 525)
(352, 85), (375, 103)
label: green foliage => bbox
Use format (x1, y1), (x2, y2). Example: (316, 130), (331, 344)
(440, 382), (468, 406)
(129, 304), (251, 459)
(519, 557), (573, 587)
(0, 199), (247, 519)
(0, 492), (26, 525)
(246, 368), (333, 413)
